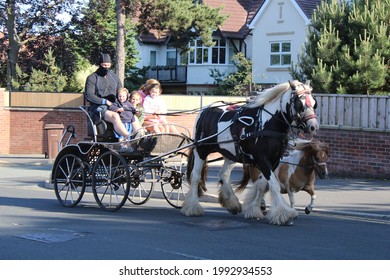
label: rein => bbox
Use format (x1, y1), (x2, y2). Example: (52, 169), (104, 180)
(152, 101), (246, 117)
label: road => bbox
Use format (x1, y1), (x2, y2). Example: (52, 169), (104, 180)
(0, 157), (389, 260)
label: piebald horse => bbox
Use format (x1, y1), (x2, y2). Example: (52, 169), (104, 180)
(236, 139), (329, 218)
(182, 80), (319, 225)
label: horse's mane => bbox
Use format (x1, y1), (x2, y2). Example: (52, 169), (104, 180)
(245, 80), (311, 109)
(289, 138), (329, 154)
(244, 83), (289, 108)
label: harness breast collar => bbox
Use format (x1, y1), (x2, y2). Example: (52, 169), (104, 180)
(236, 106), (290, 143)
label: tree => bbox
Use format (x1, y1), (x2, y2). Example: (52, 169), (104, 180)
(25, 48), (67, 92)
(210, 52), (255, 96)
(0, 0), (80, 90)
(70, 0), (139, 78)
(136, 0), (227, 53)
(116, 0), (126, 83)
(70, 0), (118, 64)
(292, 0), (389, 94)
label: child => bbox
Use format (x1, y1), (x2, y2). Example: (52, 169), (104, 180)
(129, 90), (145, 125)
(142, 80), (178, 133)
(110, 88), (142, 140)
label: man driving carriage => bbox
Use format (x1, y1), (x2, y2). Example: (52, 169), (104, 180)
(84, 53), (141, 141)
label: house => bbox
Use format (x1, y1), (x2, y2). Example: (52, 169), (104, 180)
(135, 0), (322, 94)
(249, 0), (322, 84)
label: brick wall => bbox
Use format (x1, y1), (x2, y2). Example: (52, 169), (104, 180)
(1, 88), (389, 178)
(7, 109), (88, 155)
(315, 129), (390, 179)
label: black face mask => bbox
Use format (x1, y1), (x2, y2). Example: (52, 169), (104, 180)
(96, 66), (110, 77)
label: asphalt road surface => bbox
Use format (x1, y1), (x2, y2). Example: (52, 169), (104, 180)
(0, 159), (389, 260)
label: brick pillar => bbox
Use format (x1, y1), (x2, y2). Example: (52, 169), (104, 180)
(0, 88), (11, 154)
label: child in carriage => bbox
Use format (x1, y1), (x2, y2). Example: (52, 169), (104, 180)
(109, 88), (142, 140)
(129, 90), (145, 125)
(142, 79), (178, 134)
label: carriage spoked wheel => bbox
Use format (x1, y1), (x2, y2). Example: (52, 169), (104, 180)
(91, 150), (130, 211)
(127, 164), (155, 205)
(53, 154), (86, 207)
(160, 152), (189, 208)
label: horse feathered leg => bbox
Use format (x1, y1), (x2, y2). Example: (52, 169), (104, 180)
(181, 149), (206, 217)
(242, 175), (267, 219)
(266, 172), (298, 225)
(218, 159), (241, 215)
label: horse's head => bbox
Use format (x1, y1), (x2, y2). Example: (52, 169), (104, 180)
(288, 81), (319, 135)
(311, 140), (329, 179)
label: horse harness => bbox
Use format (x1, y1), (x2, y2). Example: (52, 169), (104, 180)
(280, 155), (327, 175)
(194, 83), (315, 167)
(230, 85), (314, 165)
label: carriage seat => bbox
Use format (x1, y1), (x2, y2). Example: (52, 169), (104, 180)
(80, 106), (117, 142)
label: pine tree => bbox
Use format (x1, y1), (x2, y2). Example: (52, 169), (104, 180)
(292, 0), (389, 94)
(25, 49), (67, 92)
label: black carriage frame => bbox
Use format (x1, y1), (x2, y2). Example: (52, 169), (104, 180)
(50, 106), (193, 211)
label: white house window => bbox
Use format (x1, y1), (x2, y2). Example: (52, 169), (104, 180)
(189, 39), (208, 64)
(188, 38), (229, 65)
(166, 43), (176, 66)
(270, 41), (291, 66)
(211, 39), (226, 64)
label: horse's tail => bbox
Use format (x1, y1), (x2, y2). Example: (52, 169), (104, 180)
(186, 148), (208, 197)
(235, 164), (251, 193)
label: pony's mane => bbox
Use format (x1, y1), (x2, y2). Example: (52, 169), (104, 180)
(290, 138), (328, 154)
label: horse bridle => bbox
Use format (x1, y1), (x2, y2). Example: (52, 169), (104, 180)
(311, 156), (328, 179)
(281, 81), (317, 134)
(280, 155), (328, 178)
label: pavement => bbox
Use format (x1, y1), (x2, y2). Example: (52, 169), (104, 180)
(0, 154), (389, 220)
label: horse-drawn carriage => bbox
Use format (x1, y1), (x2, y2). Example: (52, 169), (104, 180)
(51, 106), (193, 211)
(51, 80), (321, 225)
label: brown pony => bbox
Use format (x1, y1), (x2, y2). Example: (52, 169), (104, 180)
(236, 139), (329, 218)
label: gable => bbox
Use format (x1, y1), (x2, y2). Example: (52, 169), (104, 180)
(249, 0), (321, 28)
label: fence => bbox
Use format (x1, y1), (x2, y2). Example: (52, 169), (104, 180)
(6, 91), (390, 132)
(1, 89), (389, 178)
(315, 94), (390, 132)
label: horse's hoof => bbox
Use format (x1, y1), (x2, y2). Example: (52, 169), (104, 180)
(228, 209), (240, 215)
(305, 207), (312, 214)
